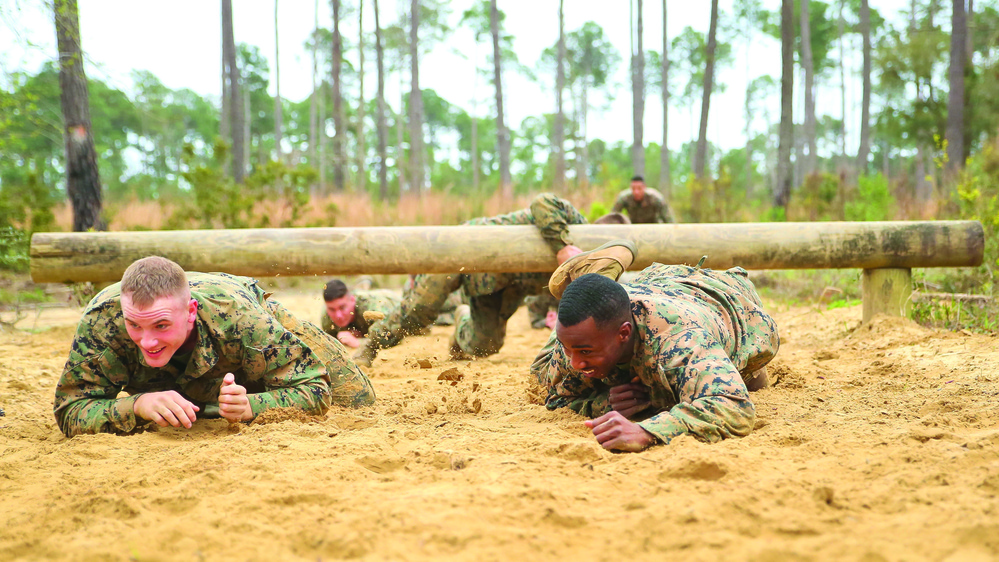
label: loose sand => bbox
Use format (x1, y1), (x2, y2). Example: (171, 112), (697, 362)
(1, 290), (998, 561)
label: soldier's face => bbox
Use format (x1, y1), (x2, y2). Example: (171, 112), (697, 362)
(325, 293), (357, 328)
(630, 181), (646, 201)
(121, 292), (198, 368)
(556, 317), (633, 379)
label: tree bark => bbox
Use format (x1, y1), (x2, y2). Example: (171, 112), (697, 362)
(659, 0), (670, 195)
(374, 0), (389, 199)
(409, 0), (424, 195)
(554, 0), (566, 192)
(54, 0), (104, 232)
(490, 0), (512, 199)
(310, 0), (319, 193)
(332, 0), (346, 191)
(356, 1), (366, 192)
(856, 0), (872, 174)
(776, 0), (794, 210)
(945, 0), (966, 174)
(694, 0), (718, 181)
(222, 0), (244, 183)
(800, 0), (817, 176)
(838, 0), (847, 164)
(274, 0), (283, 162)
(631, 0), (646, 177)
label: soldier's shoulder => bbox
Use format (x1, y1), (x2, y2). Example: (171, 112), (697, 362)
(645, 188), (667, 203)
(615, 188), (633, 200)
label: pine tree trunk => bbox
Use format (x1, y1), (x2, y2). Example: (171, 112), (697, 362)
(694, 0), (718, 181)
(631, 0), (646, 177)
(801, 0), (817, 176)
(838, 0), (847, 165)
(490, 0), (512, 199)
(54, 0), (104, 232)
(776, 0), (794, 210)
(659, 0), (670, 194)
(580, 77), (590, 189)
(945, 0), (966, 174)
(409, 0), (424, 196)
(274, 0), (283, 162)
(310, 0), (319, 194)
(856, 0), (872, 174)
(356, 2), (366, 192)
(222, 0), (244, 183)
(332, 0), (346, 191)
(554, 0), (566, 192)
(374, 0), (389, 199)
(397, 72), (408, 193)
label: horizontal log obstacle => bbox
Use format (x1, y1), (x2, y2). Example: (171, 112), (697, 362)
(30, 220), (983, 323)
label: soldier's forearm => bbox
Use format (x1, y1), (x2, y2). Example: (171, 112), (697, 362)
(247, 378), (333, 417)
(55, 394), (142, 437)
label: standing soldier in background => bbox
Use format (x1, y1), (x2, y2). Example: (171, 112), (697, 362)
(54, 256), (375, 437)
(612, 175), (677, 224)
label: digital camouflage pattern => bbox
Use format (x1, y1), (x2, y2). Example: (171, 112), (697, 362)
(611, 187), (676, 224)
(525, 291), (558, 329)
(366, 193), (587, 357)
(320, 289), (402, 336)
(54, 272), (375, 437)
(531, 262), (780, 446)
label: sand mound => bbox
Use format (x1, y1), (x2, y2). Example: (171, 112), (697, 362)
(1, 294), (998, 561)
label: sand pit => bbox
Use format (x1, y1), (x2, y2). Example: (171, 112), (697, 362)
(2, 290), (999, 561)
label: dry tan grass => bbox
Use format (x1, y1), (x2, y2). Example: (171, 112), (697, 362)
(53, 188), (609, 231)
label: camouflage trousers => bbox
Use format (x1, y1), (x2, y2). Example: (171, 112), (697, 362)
(366, 272), (539, 357)
(524, 291), (557, 329)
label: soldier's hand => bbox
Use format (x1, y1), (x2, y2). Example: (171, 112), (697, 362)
(134, 391), (200, 429)
(544, 310), (557, 330)
(218, 373), (254, 423)
(584, 411), (657, 452)
(556, 244), (584, 265)
(608, 382), (652, 418)
(337, 331), (361, 348)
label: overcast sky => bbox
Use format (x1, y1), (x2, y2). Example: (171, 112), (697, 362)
(1, 0), (912, 155)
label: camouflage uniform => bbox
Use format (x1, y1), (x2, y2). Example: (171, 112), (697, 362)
(320, 289), (402, 337)
(402, 278), (464, 326)
(531, 263), (779, 446)
(366, 193), (587, 357)
(525, 291), (558, 329)
(54, 272), (375, 437)
(611, 187), (676, 224)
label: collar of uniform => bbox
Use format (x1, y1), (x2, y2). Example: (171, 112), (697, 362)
(184, 296), (220, 377)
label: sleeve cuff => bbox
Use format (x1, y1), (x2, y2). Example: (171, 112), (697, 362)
(637, 411), (688, 445)
(110, 394), (142, 433)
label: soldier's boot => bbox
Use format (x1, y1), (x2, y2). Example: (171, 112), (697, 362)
(548, 239), (637, 300)
(744, 366), (770, 391)
(353, 341), (378, 367)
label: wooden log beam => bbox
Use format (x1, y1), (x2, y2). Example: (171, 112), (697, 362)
(30, 220), (984, 284)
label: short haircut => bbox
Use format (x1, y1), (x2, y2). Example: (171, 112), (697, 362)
(557, 273), (631, 329)
(323, 279), (350, 302)
(630, 175), (644, 183)
(120, 256), (188, 308)
(594, 212), (631, 225)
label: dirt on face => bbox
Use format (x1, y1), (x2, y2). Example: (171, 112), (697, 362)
(1, 292), (998, 561)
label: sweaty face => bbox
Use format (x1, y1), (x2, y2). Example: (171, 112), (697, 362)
(121, 292), (197, 368)
(325, 294), (356, 329)
(556, 317), (632, 379)
(630, 181), (646, 202)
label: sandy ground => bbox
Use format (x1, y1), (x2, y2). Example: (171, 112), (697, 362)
(1, 289), (999, 562)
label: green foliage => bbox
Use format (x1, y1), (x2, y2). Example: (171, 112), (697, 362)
(845, 174), (895, 221)
(586, 201), (610, 223)
(0, 227), (29, 272)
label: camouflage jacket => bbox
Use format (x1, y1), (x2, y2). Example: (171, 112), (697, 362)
(54, 272), (375, 437)
(611, 187), (676, 224)
(320, 289), (402, 336)
(461, 193), (587, 296)
(531, 263), (779, 445)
